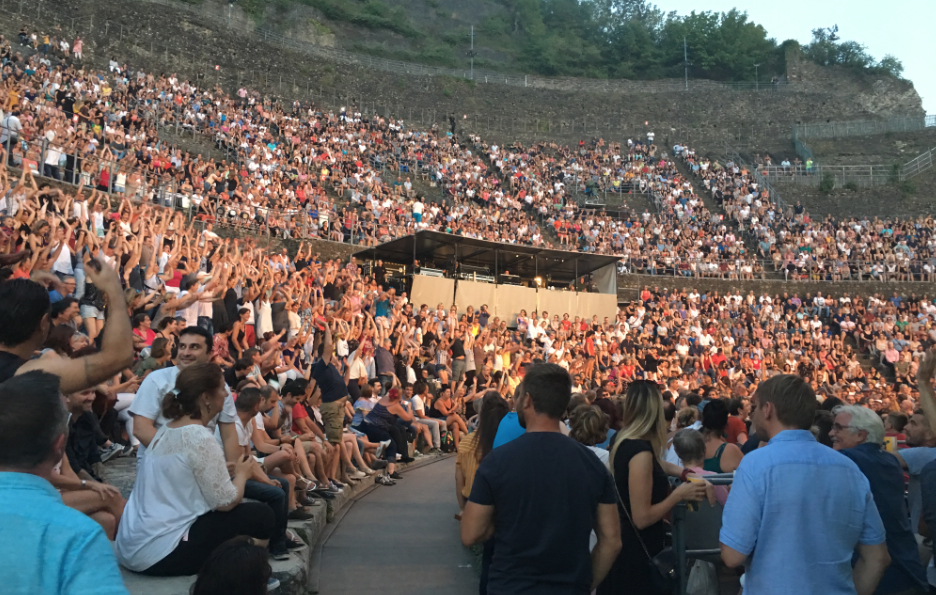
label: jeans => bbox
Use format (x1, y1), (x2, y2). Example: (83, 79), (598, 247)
(451, 358), (466, 383)
(197, 315), (214, 337)
(43, 163), (61, 180)
(356, 421), (396, 462)
(244, 478), (289, 553)
(415, 417), (442, 448)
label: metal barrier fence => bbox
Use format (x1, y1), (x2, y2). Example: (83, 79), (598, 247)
(903, 147), (935, 180)
(760, 164), (894, 187)
(792, 114), (936, 140)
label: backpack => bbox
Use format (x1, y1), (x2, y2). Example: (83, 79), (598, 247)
(441, 430), (455, 453)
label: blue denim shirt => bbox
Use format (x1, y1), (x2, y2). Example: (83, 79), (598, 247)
(0, 472), (128, 595)
(840, 442), (928, 594)
(720, 430), (885, 595)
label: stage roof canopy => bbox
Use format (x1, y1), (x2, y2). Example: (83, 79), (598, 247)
(352, 231), (619, 283)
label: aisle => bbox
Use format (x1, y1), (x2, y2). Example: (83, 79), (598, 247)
(316, 457), (478, 595)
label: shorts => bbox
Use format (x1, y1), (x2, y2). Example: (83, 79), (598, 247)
(79, 304), (104, 320)
(413, 212), (422, 223)
(451, 358), (466, 383)
(319, 397), (346, 444)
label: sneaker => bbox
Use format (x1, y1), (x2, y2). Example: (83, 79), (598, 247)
(311, 489), (335, 501)
(286, 537), (305, 550)
(270, 549), (290, 561)
(361, 467), (376, 475)
(370, 460), (389, 470)
(413, 451), (425, 458)
(389, 471), (403, 480)
(376, 475), (396, 486)
(267, 577), (281, 591)
(428, 448), (443, 455)
(99, 444), (121, 463)
(297, 493), (319, 507)
(375, 440), (391, 458)
(329, 480), (345, 492)
(399, 456), (415, 464)
(288, 508), (314, 521)
(348, 470), (367, 479)
(120, 444), (135, 457)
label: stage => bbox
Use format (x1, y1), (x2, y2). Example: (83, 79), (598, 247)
(353, 231), (620, 323)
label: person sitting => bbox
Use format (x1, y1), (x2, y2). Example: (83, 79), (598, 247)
(672, 429), (729, 505)
(0, 371), (129, 594)
(700, 399), (744, 473)
(429, 386), (469, 450)
(192, 536), (276, 595)
(116, 363), (275, 576)
(133, 337), (171, 380)
(132, 314), (157, 352)
(356, 385), (413, 484)
(0, 269), (133, 391)
(569, 404), (612, 465)
(455, 391), (508, 519)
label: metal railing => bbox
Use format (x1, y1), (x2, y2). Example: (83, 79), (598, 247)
(902, 147), (935, 180)
(792, 114), (936, 141)
(760, 164), (893, 187)
(724, 149), (789, 213)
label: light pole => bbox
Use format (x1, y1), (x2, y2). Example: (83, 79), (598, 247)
(754, 63), (760, 91)
(466, 25), (477, 81)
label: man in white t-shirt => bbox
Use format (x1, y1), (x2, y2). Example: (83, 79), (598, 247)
(410, 381), (443, 452)
(130, 327), (239, 463)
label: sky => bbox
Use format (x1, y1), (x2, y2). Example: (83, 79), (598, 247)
(655, 0), (935, 114)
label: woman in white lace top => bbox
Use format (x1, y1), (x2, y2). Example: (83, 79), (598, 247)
(116, 363), (275, 576)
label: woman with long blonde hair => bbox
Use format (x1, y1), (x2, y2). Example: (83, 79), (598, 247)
(598, 381), (707, 595)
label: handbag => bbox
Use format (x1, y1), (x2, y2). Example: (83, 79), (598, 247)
(610, 470), (677, 594)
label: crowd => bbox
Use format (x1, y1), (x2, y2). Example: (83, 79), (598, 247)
(3, 34), (932, 285)
(681, 147), (936, 282)
(1, 29), (936, 595)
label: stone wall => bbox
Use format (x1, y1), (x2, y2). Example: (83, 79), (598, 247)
(617, 274), (932, 301)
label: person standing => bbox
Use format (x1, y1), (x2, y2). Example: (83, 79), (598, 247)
(598, 381), (707, 595)
(830, 405), (929, 595)
(720, 374), (891, 595)
(461, 363), (621, 594)
(0, 371), (129, 594)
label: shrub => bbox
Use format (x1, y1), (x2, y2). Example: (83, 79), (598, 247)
(819, 173), (835, 194)
(843, 181), (858, 192)
(898, 181), (917, 195)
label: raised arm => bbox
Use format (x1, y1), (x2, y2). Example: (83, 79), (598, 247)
(18, 253), (134, 392)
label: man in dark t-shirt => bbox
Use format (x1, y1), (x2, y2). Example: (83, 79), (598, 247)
(462, 363), (621, 594)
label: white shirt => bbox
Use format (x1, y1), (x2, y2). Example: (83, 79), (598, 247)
(128, 366), (236, 462)
(115, 424), (236, 571)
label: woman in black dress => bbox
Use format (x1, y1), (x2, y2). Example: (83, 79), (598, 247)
(598, 381), (707, 595)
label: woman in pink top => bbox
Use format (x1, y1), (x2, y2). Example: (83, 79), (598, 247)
(672, 429), (729, 506)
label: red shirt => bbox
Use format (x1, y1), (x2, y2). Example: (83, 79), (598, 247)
(726, 416), (747, 444)
(291, 402), (309, 435)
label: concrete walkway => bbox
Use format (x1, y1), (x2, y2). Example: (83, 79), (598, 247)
(316, 457), (478, 595)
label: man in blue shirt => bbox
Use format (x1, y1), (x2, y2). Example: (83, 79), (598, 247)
(720, 374), (890, 595)
(0, 371), (128, 595)
(830, 405), (929, 595)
